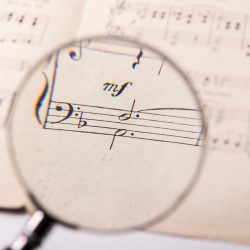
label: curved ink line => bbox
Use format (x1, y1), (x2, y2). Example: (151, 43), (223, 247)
(118, 99), (135, 121)
(115, 128), (127, 137)
(51, 103), (74, 124)
(44, 54), (53, 69)
(68, 43), (82, 61)
(35, 72), (49, 125)
(111, 82), (133, 97)
(110, 129), (127, 150)
(132, 49), (143, 69)
(138, 107), (199, 112)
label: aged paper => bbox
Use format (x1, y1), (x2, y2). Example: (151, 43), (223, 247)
(9, 39), (204, 229)
(77, 0), (250, 244)
(0, 0), (86, 208)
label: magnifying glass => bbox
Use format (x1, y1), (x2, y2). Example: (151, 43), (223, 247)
(5, 36), (206, 250)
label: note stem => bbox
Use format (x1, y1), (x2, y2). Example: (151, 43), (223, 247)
(119, 99), (136, 121)
(110, 129), (127, 150)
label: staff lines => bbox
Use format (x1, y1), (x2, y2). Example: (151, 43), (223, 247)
(46, 119), (202, 140)
(49, 107), (201, 127)
(44, 126), (202, 147)
(51, 101), (201, 121)
(47, 113), (200, 134)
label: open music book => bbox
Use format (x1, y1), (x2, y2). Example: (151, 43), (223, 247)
(1, 0), (250, 245)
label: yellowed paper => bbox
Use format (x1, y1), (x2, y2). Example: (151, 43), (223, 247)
(9, 40), (204, 229)
(77, 0), (250, 244)
(0, 0), (86, 208)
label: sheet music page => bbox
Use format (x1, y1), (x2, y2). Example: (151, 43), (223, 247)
(0, 0), (85, 208)
(77, 0), (250, 244)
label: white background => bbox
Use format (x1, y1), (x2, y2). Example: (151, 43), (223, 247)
(0, 212), (249, 250)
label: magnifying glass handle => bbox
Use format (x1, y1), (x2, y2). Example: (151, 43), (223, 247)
(4, 210), (53, 250)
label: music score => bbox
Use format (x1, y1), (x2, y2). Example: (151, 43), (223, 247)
(43, 100), (204, 149)
(42, 40), (250, 156)
(0, 9), (49, 46)
(107, 1), (250, 55)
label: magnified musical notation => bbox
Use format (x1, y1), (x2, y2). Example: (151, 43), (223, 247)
(6, 36), (206, 247)
(30, 38), (205, 153)
(42, 100), (203, 150)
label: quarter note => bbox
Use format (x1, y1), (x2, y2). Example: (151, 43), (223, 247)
(8, 12), (13, 22)
(175, 11), (182, 21)
(18, 14), (25, 24)
(186, 13), (193, 24)
(32, 17), (38, 27)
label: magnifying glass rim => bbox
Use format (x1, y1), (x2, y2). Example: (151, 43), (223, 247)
(6, 34), (208, 233)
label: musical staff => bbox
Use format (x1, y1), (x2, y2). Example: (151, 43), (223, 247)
(190, 71), (250, 97)
(189, 71), (250, 155)
(107, 1), (250, 55)
(44, 100), (204, 149)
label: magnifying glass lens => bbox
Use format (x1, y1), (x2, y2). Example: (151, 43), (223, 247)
(8, 37), (205, 231)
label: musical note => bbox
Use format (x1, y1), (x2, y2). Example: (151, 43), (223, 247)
(18, 15), (25, 24)
(0, 9), (49, 46)
(110, 129), (127, 149)
(112, 0), (129, 15)
(32, 17), (38, 27)
(107, 1), (250, 55)
(44, 100), (203, 149)
(206, 107), (250, 153)
(186, 13), (193, 24)
(119, 99), (136, 121)
(132, 49), (143, 69)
